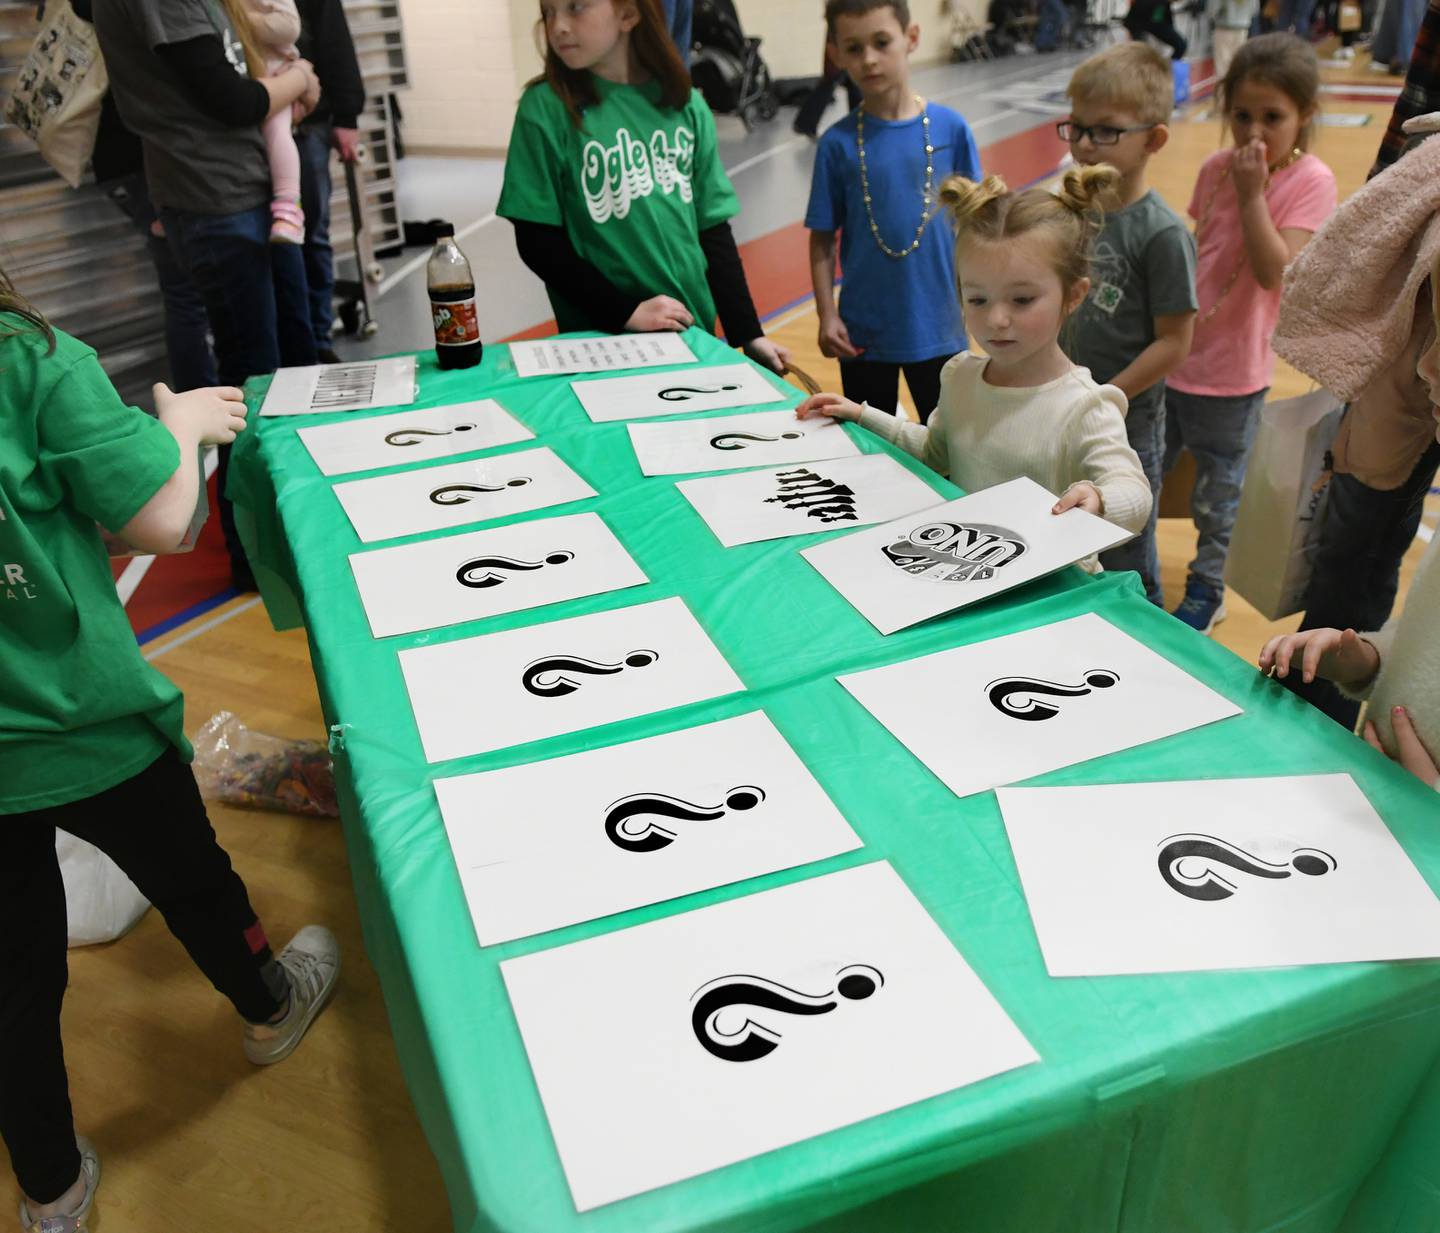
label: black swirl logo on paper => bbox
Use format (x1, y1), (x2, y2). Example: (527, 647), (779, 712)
(428, 478), (531, 506)
(1157, 834), (1337, 902)
(658, 383), (740, 402)
(709, 429), (804, 451)
(987, 670), (1119, 721)
(384, 424), (476, 447)
(455, 550), (574, 589)
(604, 785), (764, 852)
(762, 467), (859, 525)
(521, 650), (658, 698)
(690, 965), (884, 1062)
(881, 520), (1028, 583)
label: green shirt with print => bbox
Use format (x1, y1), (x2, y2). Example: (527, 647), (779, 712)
(0, 315), (190, 814)
(498, 75), (740, 334)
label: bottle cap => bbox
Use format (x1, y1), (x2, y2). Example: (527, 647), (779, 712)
(434, 222), (456, 238)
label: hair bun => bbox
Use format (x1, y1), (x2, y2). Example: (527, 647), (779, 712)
(1054, 164), (1122, 215)
(939, 174), (1010, 226)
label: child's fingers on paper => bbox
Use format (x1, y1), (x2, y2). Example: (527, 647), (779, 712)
(1362, 720), (1386, 754)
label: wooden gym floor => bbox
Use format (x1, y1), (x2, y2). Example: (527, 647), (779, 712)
(13, 54), (1434, 1233)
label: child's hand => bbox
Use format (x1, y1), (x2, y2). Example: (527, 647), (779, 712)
(818, 314), (862, 359)
(153, 383), (249, 447)
(744, 336), (790, 374)
(1232, 139), (1270, 204)
(795, 392), (861, 422)
(1052, 482), (1103, 516)
(1258, 626), (1380, 687)
(1364, 707), (1440, 787)
(626, 296), (694, 333)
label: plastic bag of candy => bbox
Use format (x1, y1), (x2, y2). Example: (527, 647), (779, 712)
(192, 711), (338, 818)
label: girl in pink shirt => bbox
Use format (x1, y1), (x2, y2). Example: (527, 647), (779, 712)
(232, 0), (307, 244)
(1161, 33), (1337, 634)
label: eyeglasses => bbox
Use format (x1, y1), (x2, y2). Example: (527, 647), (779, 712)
(1056, 121), (1158, 146)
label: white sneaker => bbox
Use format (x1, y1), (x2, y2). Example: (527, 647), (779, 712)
(18, 1137), (99, 1232)
(243, 925), (340, 1065)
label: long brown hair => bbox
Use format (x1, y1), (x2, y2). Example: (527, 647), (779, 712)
(0, 268), (55, 353)
(532, 0), (691, 127)
(1218, 32), (1321, 152)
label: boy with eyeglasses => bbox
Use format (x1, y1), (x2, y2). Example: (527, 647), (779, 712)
(1061, 41), (1197, 605)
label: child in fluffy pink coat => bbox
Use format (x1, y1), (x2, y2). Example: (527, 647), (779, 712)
(240, 0), (306, 244)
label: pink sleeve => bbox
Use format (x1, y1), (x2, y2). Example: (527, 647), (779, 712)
(1186, 155), (1221, 221)
(1274, 160), (1338, 234)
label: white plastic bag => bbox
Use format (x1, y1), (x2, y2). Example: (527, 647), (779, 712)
(56, 832), (150, 948)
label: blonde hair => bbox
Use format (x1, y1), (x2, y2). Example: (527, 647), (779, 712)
(1067, 42), (1174, 127)
(219, 0), (267, 78)
(939, 165), (1122, 298)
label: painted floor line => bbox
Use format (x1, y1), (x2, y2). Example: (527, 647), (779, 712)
(143, 595), (264, 662)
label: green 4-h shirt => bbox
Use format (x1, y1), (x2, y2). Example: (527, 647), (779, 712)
(498, 74), (740, 334)
(0, 315), (190, 814)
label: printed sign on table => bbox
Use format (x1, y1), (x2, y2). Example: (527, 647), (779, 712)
(675, 454), (942, 548)
(433, 711), (862, 945)
(259, 356), (417, 416)
(398, 596), (744, 762)
(296, 400), (533, 477)
(510, 332), (697, 379)
(348, 512), (648, 638)
(331, 446), (595, 543)
(627, 408), (861, 475)
(800, 476), (1133, 634)
(572, 362), (788, 423)
(997, 774), (1440, 976)
(501, 861), (1039, 1211)
(838, 613), (1241, 797)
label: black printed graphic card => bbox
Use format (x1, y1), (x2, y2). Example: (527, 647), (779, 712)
(330, 446), (596, 543)
(296, 399), (533, 477)
(627, 407), (861, 476)
(433, 711), (861, 945)
(259, 355), (417, 416)
(675, 454), (942, 548)
(998, 774), (1440, 976)
(800, 476), (1133, 634)
(397, 596), (744, 763)
(838, 613), (1241, 798)
(571, 361), (786, 423)
(500, 860), (1038, 1211)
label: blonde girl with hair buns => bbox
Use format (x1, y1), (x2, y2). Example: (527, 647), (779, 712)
(796, 164), (1153, 547)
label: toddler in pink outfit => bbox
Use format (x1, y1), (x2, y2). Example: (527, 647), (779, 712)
(240, 0), (306, 244)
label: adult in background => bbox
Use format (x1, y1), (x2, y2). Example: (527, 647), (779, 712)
(296, 0), (365, 363)
(663, 0), (693, 59)
(93, 0), (320, 591)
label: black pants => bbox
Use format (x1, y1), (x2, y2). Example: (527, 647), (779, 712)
(839, 354), (954, 425)
(793, 69), (862, 137)
(1281, 439), (1440, 729)
(0, 750), (285, 1204)
(1124, 2), (1188, 57)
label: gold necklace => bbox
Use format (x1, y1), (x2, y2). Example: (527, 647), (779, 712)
(1195, 146), (1304, 326)
(856, 95), (934, 260)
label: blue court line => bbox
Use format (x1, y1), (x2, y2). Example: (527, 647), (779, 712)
(136, 587), (239, 646)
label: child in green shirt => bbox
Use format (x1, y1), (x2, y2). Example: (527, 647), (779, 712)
(0, 276), (338, 1230)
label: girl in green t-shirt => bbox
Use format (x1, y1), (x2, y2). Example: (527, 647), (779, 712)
(499, 0), (790, 373)
(0, 276), (339, 1230)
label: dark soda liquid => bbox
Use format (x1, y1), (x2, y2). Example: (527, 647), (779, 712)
(431, 281), (482, 370)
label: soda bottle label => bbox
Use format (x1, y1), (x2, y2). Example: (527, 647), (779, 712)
(432, 297), (480, 347)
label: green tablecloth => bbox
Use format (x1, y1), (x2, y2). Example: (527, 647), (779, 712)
(230, 331), (1440, 1233)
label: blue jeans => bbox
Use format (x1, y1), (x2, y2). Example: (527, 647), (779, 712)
(1036, 0), (1070, 49)
(1278, 0), (1319, 34)
(1161, 385), (1267, 597)
(106, 173), (217, 393)
(295, 124), (336, 348)
(1100, 394), (1165, 605)
(1371, 0), (1425, 62)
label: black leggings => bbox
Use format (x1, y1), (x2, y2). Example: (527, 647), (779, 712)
(0, 749), (284, 1204)
(1124, 1), (1189, 57)
(839, 353), (954, 425)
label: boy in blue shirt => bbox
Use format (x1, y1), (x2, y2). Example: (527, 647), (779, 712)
(804, 0), (980, 423)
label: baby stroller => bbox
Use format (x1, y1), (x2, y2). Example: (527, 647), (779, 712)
(690, 0), (778, 130)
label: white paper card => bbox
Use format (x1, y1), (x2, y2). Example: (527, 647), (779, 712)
(331, 447), (595, 543)
(502, 860), (1039, 1211)
(573, 362), (787, 423)
(998, 774), (1440, 976)
(434, 712), (862, 945)
(839, 613), (1241, 798)
(627, 408), (862, 475)
(398, 596), (744, 762)
(801, 476), (1133, 635)
(510, 333), (697, 378)
(296, 400), (533, 477)
(259, 356), (417, 416)
(348, 512), (648, 639)
(675, 454), (942, 548)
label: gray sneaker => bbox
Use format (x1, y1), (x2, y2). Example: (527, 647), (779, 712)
(18, 1137), (99, 1232)
(243, 925), (340, 1065)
